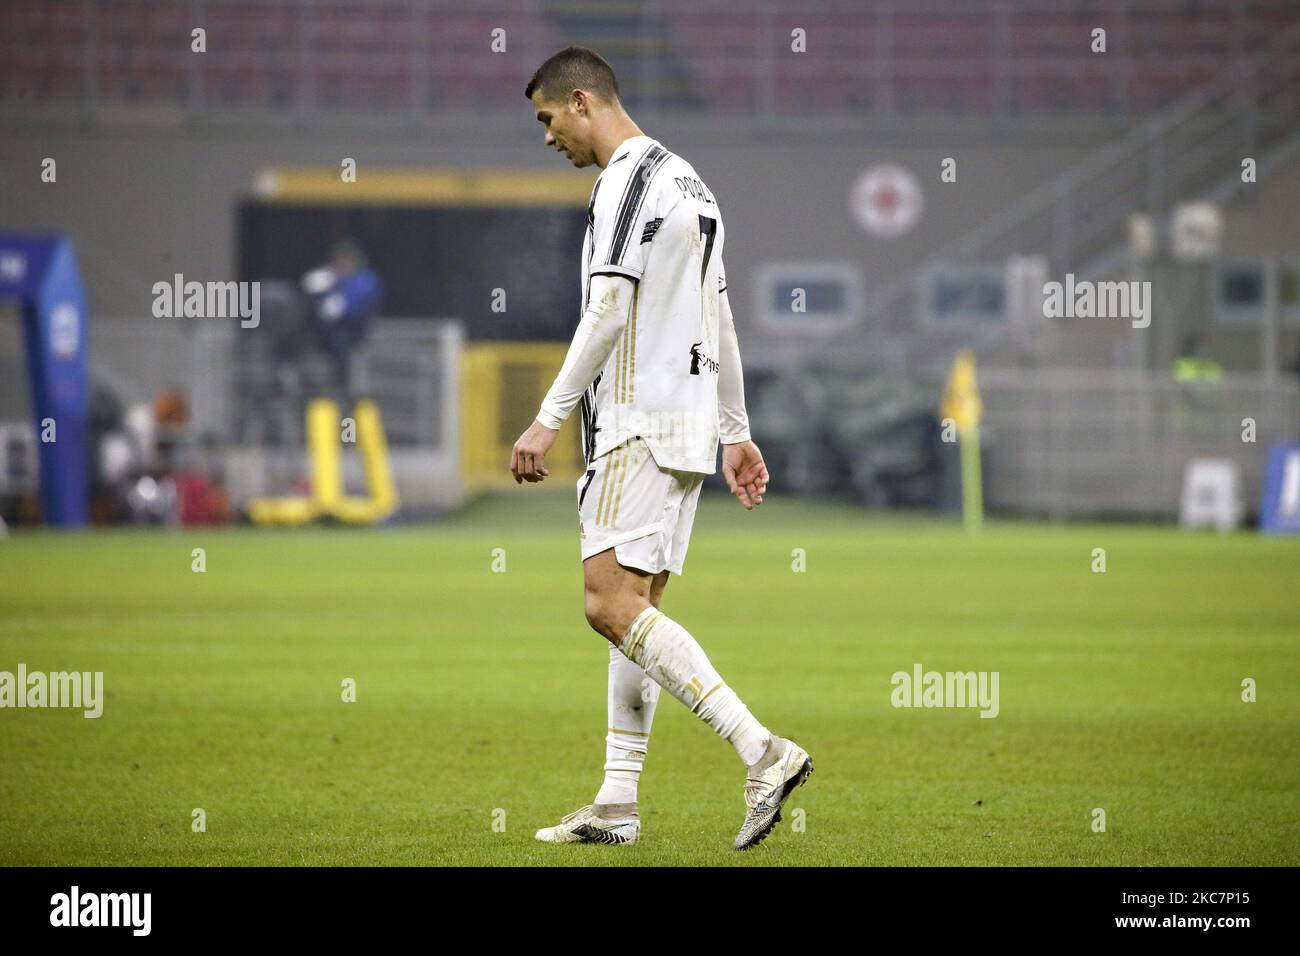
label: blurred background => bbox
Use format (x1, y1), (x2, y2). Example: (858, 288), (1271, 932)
(2, 0), (1299, 531)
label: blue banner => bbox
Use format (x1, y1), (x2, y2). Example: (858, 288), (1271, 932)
(1259, 442), (1300, 534)
(0, 233), (89, 527)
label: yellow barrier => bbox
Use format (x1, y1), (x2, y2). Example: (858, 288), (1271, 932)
(309, 398), (343, 509)
(247, 398), (399, 525)
(460, 342), (585, 492)
(331, 399), (398, 524)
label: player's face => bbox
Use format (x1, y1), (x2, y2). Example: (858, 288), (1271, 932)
(531, 89), (596, 168)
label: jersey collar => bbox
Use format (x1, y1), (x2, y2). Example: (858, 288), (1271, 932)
(606, 134), (655, 169)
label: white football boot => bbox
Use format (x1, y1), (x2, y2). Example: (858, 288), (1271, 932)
(734, 736), (814, 850)
(534, 803), (640, 846)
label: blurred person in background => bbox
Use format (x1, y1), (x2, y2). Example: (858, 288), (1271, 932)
(300, 239), (382, 403)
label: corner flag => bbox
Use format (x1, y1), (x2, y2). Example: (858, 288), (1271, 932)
(940, 350), (984, 532)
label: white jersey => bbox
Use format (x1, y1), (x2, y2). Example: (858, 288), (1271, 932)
(577, 135), (727, 475)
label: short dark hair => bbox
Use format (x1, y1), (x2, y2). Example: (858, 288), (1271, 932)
(525, 46), (620, 104)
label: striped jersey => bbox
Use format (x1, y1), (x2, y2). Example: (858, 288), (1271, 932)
(576, 135), (727, 475)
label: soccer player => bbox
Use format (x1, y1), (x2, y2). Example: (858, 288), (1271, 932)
(511, 47), (812, 850)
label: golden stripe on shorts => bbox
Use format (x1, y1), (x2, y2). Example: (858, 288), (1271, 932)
(594, 445), (618, 525)
(598, 444), (626, 527)
(609, 441), (632, 527)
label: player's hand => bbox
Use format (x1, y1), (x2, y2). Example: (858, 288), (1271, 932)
(511, 419), (559, 484)
(721, 439), (768, 510)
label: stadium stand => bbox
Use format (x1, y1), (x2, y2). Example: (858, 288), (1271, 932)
(3, 0), (1297, 116)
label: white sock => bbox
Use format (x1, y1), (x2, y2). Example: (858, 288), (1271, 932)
(618, 606), (770, 767)
(595, 641), (659, 806)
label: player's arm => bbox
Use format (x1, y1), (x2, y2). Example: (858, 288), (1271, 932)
(717, 284), (751, 445)
(510, 272), (634, 483)
(717, 283), (769, 509)
(537, 272), (634, 430)
(514, 162), (656, 484)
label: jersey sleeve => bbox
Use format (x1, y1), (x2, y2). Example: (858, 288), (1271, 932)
(536, 272), (635, 430)
(717, 264), (751, 444)
(588, 146), (672, 282)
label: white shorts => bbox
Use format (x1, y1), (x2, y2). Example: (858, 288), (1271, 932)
(577, 437), (705, 576)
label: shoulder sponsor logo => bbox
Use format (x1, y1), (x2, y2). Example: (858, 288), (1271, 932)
(640, 218), (663, 245)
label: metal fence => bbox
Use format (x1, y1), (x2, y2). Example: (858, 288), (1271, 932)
(226, 317), (464, 510)
(979, 368), (1300, 518)
(80, 315), (465, 511)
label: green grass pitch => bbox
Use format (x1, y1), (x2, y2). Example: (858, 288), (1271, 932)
(1, 490), (1297, 866)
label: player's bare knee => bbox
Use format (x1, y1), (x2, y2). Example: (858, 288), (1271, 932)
(583, 590), (617, 641)
(586, 591), (647, 644)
